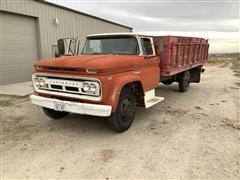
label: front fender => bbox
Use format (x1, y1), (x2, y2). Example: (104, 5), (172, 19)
(103, 73), (144, 112)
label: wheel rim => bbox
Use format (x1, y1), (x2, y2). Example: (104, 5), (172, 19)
(120, 98), (134, 125)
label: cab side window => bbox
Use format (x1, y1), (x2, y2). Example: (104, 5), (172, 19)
(142, 38), (153, 55)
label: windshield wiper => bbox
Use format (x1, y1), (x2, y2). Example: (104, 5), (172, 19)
(89, 52), (102, 55)
(82, 52), (102, 55)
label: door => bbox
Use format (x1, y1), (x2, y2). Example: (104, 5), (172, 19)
(139, 37), (160, 90)
(0, 12), (39, 85)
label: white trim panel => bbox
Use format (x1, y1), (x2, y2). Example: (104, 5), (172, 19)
(30, 94), (112, 117)
(144, 89), (164, 108)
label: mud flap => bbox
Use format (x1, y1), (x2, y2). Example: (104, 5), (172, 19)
(190, 66), (202, 83)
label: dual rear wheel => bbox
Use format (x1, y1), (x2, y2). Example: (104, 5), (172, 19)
(178, 71), (190, 92)
(162, 70), (191, 92)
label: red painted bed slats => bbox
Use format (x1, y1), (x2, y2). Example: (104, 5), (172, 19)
(153, 36), (209, 77)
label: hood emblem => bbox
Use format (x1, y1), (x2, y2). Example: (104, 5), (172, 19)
(86, 68), (97, 74)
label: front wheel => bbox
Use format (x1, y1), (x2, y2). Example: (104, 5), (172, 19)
(108, 87), (136, 133)
(42, 107), (69, 119)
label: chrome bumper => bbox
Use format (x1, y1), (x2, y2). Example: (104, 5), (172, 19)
(30, 94), (112, 117)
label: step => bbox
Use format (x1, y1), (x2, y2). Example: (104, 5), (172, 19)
(145, 96), (164, 108)
(144, 89), (164, 108)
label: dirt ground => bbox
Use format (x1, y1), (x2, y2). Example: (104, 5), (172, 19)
(1, 61), (239, 179)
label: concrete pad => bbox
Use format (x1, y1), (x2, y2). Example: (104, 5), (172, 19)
(0, 81), (33, 96)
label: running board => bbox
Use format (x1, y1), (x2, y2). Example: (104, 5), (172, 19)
(144, 89), (164, 108)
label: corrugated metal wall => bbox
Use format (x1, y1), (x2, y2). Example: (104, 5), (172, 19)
(0, 0), (131, 59)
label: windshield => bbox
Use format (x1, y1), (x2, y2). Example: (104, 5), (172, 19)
(82, 36), (139, 55)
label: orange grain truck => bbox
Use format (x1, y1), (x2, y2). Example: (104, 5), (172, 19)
(30, 33), (209, 132)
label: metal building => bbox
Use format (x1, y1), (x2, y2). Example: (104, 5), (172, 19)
(0, 0), (132, 85)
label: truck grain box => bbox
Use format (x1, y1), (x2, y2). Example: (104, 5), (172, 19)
(153, 36), (209, 87)
(30, 33), (209, 133)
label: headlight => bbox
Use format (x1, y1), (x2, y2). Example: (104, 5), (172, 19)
(39, 79), (45, 86)
(82, 83), (90, 92)
(82, 82), (99, 95)
(90, 83), (97, 93)
(34, 78), (40, 86)
(33, 77), (47, 87)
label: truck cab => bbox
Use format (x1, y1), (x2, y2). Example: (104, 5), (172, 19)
(30, 33), (164, 133)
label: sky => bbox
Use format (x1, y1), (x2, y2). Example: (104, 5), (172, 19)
(48, 0), (240, 53)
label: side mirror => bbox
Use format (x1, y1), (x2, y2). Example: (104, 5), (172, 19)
(57, 38), (80, 56)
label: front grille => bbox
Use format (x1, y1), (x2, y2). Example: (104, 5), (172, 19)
(32, 73), (102, 101)
(40, 77), (99, 96)
(43, 78), (84, 94)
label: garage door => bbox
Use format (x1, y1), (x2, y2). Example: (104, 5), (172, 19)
(0, 12), (38, 85)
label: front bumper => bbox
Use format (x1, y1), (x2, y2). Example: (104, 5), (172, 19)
(30, 94), (112, 117)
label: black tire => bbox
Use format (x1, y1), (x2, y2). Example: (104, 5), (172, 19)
(42, 107), (69, 119)
(108, 87), (136, 133)
(178, 71), (190, 92)
(162, 79), (174, 85)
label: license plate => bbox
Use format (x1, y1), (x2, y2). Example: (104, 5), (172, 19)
(54, 102), (66, 111)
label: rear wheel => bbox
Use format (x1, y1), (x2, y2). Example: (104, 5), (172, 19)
(178, 71), (190, 92)
(42, 107), (69, 119)
(108, 87), (136, 133)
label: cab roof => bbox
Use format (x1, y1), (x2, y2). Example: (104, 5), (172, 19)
(87, 32), (151, 38)
(87, 32), (208, 40)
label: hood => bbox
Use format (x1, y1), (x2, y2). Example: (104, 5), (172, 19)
(34, 55), (142, 75)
